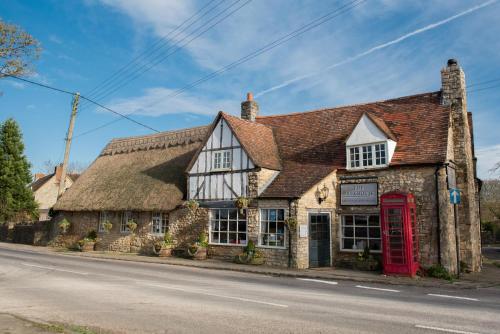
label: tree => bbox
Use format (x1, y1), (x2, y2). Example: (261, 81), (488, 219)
(0, 119), (38, 222)
(0, 20), (41, 78)
(42, 159), (88, 175)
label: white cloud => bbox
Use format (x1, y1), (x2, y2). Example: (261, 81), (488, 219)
(476, 144), (500, 179)
(104, 87), (238, 117)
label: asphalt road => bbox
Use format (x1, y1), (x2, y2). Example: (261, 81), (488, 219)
(0, 245), (499, 334)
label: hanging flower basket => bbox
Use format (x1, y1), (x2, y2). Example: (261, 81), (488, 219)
(103, 221), (113, 233)
(126, 220), (137, 233)
(58, 219), (70, 234)
(234, 197), (249, 214)
(284, 217), (297, 231)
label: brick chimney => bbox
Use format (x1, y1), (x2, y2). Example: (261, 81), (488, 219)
(55, 164), (63, 183)
(241, 92), (259, 122)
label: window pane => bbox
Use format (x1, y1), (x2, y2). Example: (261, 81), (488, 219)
(344, 215), (353, 225)
(369, 239), (381, 251)
(229, 209), (237, 220)
(211, 232), (219, 243)
(343, 226), (354, 238)
(369, 227), (381, 238)
(369, 215), (380, 226)
(343, 238), (354, 250)
(220, 210), (229, 220)
(277, 209), (284, 221)
(356, 228), (368, 238)
(210, 208), (247, 245)
(220, 221), (228, 231)
(229, 220), (237, 232)
(219, 232), (228, 243)
(238, 220), (246, 232)
(354, 216), (368, 226)
(229, 233), (237, 244)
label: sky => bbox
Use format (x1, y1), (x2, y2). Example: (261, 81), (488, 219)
(0, 0), (499, 179)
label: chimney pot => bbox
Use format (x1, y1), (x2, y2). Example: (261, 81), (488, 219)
(447, 58), (458, 66)
(247, 92), (253, 101)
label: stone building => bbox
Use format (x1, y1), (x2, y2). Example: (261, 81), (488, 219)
(30, 165), (79, 221)
(54, 59), (481, 274)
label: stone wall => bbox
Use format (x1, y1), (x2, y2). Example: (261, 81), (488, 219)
(336, 166), (440, 269)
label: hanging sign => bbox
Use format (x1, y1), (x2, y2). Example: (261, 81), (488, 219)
(341, 183), (378, 206)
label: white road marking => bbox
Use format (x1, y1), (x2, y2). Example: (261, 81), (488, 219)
(355, 285), (400, 292)
(21, 263), (88, 276)
(141, 283), (288, 308)
(427, 294), (479, 301)
(415, 324), (481, 334)
(297, 278), (338, 285)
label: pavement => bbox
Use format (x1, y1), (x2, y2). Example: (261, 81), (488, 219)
(0, 242), (499, 334)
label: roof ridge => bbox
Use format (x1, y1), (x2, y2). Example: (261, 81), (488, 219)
(109, 125), (210, 144)
(256, 91), (442, 119)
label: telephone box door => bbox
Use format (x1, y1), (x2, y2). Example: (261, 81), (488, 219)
(380, 192), (419, 276)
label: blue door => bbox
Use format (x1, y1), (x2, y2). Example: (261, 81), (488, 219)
(309, 213), (331, 267)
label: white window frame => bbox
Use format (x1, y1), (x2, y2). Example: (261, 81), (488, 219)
(98, 211), (108, 232)
(347, 142), (388, 170)
(151, 212), (168, 235)
(121, 211), (134, 234)
(209, 208), (247, 246)
(212, 150), (232, 171)
(259, 209), (287, 249)
(339, 214), (382, 253)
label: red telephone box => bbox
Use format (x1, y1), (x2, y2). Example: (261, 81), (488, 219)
(380, 192), (419, 276)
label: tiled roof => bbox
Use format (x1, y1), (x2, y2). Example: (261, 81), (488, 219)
(257, 91), (451, 198)
(222, 113), (281, 170)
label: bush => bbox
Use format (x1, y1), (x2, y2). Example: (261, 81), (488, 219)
(426, 264), (454, 281)
(86, 230), (97, 241)
(58, 219), (70, 233)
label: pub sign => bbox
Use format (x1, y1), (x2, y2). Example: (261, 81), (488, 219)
(340, 183), (378, 206)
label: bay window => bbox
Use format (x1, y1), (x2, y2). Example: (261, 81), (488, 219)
(209, 208), (247, 245)
(341, 214), (381, 252)
(260, 209), (286, 248)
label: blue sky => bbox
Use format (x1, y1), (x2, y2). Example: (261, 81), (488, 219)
(0, 0), (499, 178)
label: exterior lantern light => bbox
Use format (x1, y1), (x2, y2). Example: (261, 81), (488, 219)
(316, 184), (329, 204)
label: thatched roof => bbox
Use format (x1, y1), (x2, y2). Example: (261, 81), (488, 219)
(54, 126), (209, 212)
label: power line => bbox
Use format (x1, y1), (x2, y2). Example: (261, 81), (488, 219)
(2, 74), (160, 134)
(468, 77), (500, 88)
(79, 95), (160, 133)
(74, 0), (365, 138)
(83, 0), (224, 99)
(469, 83), (500, 93)
(4, 74), (76, 95)
(84, 0), (252, 105)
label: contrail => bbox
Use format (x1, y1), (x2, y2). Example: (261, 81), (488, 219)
(255, 0), (497, 98)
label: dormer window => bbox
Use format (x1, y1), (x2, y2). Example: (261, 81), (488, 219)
(348, 142), (387, 169)
(213, 150), (231, 170)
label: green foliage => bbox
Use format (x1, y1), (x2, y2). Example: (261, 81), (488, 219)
(197, 231), (208, 247)
(126, 219), (137, 233)
(235, 197), (249, 213)
(284, 217), (297, 230)
(0, 119), (38, 222)
(426, 264), (454, 281)
(244, 239), (256, 254)
(163, 231), (174, 246)
(0, 20), (41, 78)
(58, 218), (70, 233)
(102, 220), (112, 232)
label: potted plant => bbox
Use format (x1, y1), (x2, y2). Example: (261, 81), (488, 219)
(58, 218), (70, 234)
(354, 246), (380, 271)
(234, 240), (265, 265)
(156, 232), (174, 257)
(234, 197), (249, 214)
(77, 230), (97, 252)
(187, 231), (208, 260)
(102, 220), (113, 233)
(284, 217), (297, 231)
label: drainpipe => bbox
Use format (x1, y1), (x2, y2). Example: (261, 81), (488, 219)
(288, 199), (292, 268)
(434, 165), (442, 265)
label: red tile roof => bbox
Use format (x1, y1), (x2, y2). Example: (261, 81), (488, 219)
(222, 113), (281, 171)
(256, 91), (451, 197)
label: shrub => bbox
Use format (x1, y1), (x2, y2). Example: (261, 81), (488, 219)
(198, 231), (208, 247)
(126, 220), (137, 233)
(426, 264), (454, 281)
(86, 230), (97, 241)
(163, 232), (174, 247)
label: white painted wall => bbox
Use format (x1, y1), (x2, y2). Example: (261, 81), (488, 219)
(346, 114), (387, 146)
(188, 118), (254, 200)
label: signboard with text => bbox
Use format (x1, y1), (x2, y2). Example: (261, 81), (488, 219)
(340, 183), (378, 206)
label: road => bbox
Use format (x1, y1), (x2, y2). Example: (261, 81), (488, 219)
(0, 244), (499, 334)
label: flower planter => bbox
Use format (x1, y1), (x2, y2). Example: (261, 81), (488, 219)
(188, 246), (207, 260)
(354, 258), (379, 271)
(249, 257), (265, 265)
(81, 241), (95, 252)
(158, 247), (173, 257)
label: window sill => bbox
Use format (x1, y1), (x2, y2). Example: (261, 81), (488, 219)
(209, 243), (246, 247)
(340, 249), (382, 254)
(346, 165), (389, 171)
(257, 245), (287, 250)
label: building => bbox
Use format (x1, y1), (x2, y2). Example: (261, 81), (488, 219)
(30, 165), (79, 221)
(54, 59), (481, 274)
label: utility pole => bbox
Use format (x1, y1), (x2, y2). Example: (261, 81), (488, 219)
(58, 92), (80, 198)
